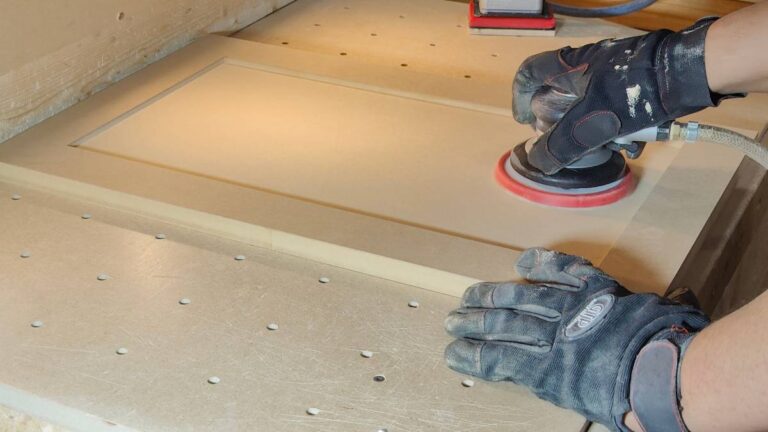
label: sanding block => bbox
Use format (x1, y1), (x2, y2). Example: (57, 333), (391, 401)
(469, 0), (556, 36)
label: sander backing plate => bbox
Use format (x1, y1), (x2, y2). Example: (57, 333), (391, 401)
(495, 150), (634, 208)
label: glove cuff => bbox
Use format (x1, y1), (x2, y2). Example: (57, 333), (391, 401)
(658, 18), (745, 118)
(622, 333), (696, 432)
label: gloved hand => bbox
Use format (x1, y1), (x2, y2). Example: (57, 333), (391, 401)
(444, 248), (710, 431)
(512, 18), (741, 175)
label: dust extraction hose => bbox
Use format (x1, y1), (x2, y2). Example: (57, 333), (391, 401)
(548, 0), (656, 17)
(671, 122), (768, 169)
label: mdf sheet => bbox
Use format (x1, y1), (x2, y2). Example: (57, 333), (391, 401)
(0, 182), (585, 431)
(75, 59), (683, 262)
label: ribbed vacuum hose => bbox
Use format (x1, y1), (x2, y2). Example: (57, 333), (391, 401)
(671, 122), (768, 169)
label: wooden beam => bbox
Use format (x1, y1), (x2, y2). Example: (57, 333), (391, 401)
(0, 0), (294, 143)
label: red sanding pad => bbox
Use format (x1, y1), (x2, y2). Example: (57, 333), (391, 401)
(495, 151), (634, 208)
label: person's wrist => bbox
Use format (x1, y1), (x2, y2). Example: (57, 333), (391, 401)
(623, 411), (642, 432)
(679, 333), (704, 432)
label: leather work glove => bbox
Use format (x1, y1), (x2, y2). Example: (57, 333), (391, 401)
(512, 18), (742, 175)
(444, 248), (710, 431)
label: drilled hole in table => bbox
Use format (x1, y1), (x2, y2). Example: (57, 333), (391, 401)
(373, 374), (386, 382)
(340, 52), (347, 56)
(281, 41), (289, 45)
(400, 63), (408, 67)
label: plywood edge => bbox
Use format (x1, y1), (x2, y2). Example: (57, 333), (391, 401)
(0, 163), (478, 297)
(0, 384), (135, 432)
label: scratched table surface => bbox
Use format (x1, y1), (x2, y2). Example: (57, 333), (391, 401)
(0, 182), (585, 431)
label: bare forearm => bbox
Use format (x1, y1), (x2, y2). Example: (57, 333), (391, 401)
(679, 288), (768, 432)
(684, 7), (768, 427)
(706, 1), (768, 93)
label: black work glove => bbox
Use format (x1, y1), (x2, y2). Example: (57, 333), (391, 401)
(512, 18), (741, 175)
(444, 248), (709, 431)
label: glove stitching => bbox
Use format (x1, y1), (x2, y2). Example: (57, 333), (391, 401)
(570, 110), (616, 149)
(475, 341), (485, 376)
(556, 51), (572, 69)
(489, 285), (498, 308)
(543, 63), (588, 88)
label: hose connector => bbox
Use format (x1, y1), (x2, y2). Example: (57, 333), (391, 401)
(683, 121), (700, 143)
(669, 121), (701, 143)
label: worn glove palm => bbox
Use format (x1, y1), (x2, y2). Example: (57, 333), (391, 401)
(444, 248), (709, 430)
(512, 18), (738, 175)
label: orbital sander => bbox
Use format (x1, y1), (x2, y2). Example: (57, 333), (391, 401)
(496, 115), (768, 209)
(496, 125), (665, 208)
(495, 86), (659, 208)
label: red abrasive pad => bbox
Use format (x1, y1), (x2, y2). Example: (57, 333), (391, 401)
(494, 151), (634, 208)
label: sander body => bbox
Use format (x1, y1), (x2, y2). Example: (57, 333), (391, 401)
(497, 86), (671, 208)
(468, 0), (556, 36)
